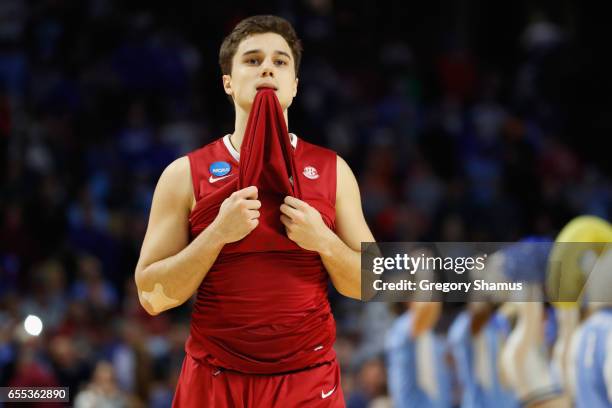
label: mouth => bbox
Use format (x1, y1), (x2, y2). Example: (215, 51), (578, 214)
(256, 84), (278, 91)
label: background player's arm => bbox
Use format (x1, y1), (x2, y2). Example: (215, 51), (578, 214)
(135, 157), (261, 315)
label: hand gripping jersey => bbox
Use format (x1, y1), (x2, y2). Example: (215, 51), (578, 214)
(184, 89), (338, 374)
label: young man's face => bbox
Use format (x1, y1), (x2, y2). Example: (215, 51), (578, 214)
(223, 32), (298, 112)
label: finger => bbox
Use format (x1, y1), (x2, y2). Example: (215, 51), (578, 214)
(247, 209), (260, 219)
(280, 214), (293, 226)
(284, 195), (306, 209)
(249, 218), (259, 229)
(245, 199), (262, 210)
(236, 185), (258, 199)
(280, 203), (301, 220)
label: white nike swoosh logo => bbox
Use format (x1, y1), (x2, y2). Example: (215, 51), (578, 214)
(209, 174), (232, 183)
(321, 386), (336, 399)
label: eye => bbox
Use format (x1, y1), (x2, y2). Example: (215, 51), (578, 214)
(275, 59), (288, 66)
(245, 58), (260, 65)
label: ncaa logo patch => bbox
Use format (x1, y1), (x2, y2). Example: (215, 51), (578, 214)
(209, 161), (231, 177)
(303, 166), (319, 180)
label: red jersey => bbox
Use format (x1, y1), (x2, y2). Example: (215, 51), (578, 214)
(185, 133), (338, 374)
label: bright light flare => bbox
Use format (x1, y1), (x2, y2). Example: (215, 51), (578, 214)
(24, 315), (43, 336)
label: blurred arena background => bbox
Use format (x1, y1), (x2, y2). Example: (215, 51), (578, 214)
(1, 0), (610, 407)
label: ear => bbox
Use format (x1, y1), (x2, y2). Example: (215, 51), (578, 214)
(222, 74), (233, 96)
(292, 77), (299, 97)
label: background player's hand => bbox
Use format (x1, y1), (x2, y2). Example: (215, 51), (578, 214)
(280, 196), (333, 252)
(212, 186), (261, 244)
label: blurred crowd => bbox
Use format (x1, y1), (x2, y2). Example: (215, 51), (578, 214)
(1, 0), (610, 407)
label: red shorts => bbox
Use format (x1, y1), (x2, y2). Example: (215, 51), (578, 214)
(172, 353), (345, 407)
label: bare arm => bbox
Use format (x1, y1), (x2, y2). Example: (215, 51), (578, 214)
(411, 302), (442, 337)
(135, 157), (261, 315)
(321, 156), (375, 299)
(280, 156), (375, 300)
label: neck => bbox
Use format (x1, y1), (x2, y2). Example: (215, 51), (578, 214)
(229, 105), (290, 151)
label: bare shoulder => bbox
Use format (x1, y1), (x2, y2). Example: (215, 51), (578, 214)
(162, 156), (191, 181)
(156, 156), (195, 212)
(336, 154), (350, 173)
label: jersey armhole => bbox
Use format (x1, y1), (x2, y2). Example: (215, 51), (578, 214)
(187, 152), (200, 203)
(331, 153), (338, 207)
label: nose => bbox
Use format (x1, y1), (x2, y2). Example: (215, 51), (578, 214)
(260, 58), (275, 77)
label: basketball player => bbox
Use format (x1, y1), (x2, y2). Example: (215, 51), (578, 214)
(134, 15), (374, 407)
(572, 300), (612, 407)
(551, 216), (612, 407)
(448, 303), (519, 408)
(385, 301), (454, 408)
(384, 247), (455, 408)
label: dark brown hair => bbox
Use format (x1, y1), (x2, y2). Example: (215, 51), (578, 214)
(219, 15), (303, 76)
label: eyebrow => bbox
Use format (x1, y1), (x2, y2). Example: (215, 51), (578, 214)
(241, 49), (292, 59)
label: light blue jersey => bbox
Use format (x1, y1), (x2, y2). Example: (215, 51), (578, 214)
(448, 311), (520, 408)
(385, 311), (453, 408)
(574, 309), (612, 408)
